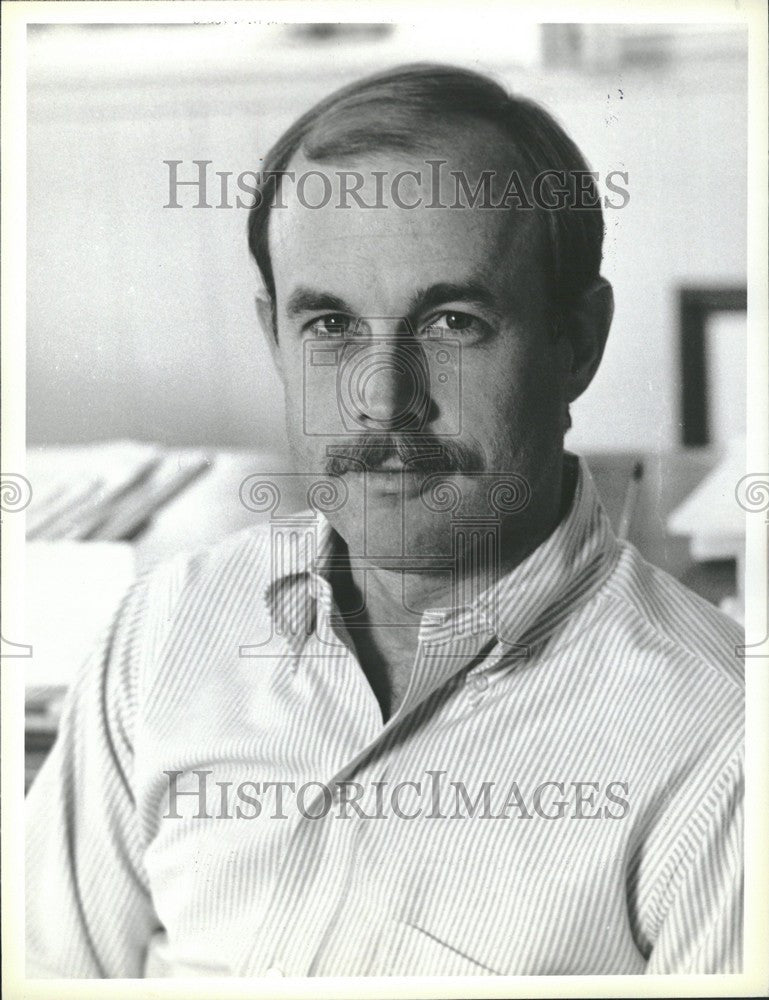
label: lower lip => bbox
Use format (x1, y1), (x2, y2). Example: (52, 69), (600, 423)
(364, 469), (422, 497)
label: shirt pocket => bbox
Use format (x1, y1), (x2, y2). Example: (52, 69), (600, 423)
(369, 917), (501, 976)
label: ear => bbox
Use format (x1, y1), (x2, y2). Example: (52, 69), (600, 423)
(561, 277), (614, 403)
(256, 295), (283, 377)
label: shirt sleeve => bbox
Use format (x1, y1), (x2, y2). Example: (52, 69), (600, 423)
(645, 751), (743, 974)
(25, 574), (160, 978)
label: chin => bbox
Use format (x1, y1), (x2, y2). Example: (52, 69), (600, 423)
(331, 500), (453, 568)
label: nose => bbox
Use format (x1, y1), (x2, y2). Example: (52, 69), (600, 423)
(342, 338), (429, 430)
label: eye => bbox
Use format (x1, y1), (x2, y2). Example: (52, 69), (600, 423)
(423, 311), (490, 340)
(442, 311), (473, 331)
(308, 314), (353, 337)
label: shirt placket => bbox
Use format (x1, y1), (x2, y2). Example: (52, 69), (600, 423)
(306, 619), (503, 976)
(237, 601), (498, 977)
(234, 580), (383, 977)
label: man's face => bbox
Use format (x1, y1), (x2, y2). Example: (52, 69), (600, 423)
(265, 124), (573, 568)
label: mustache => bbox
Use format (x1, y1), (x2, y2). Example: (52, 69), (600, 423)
(324, 434), (485, 477)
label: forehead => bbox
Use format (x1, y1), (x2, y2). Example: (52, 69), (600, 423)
(268, 122), (544, 307)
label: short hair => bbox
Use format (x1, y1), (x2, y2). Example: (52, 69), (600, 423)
(247, 63), (604, 320)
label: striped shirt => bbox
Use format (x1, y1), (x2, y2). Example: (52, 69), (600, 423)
(25, 455), (744, 978)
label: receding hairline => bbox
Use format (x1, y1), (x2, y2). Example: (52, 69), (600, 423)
(248, 62), (605, 315)
(267, 115), (547, 268)
(268, 112), (532, 217)
(303, 102), (526, 162)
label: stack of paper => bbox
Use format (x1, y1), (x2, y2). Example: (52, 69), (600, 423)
(26, 441), (211, 541)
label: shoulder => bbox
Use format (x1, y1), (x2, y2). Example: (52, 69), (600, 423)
(587, 546), (744, 880)
(148, 518), (278, 591)
(165, 520), (277, 595)
(599, 540), (744, 695)
(574, 541), (745, 776)
(109, 522), (280, 684)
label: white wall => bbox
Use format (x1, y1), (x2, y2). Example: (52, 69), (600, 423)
(26, 25), (747, 453)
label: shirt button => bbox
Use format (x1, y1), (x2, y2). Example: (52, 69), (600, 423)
(265, 966), (284, 977)
(469, 673), (489, 693)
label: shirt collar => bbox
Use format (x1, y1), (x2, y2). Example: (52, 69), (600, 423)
(262, 512), (337, 653)
(474, 452), (619, 652)
(263, 454), (619, 661)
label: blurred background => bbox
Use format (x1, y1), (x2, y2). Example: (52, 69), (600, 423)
(23, 21), (748, 779)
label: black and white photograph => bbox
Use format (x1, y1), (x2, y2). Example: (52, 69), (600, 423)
(2, 1), (768, 995)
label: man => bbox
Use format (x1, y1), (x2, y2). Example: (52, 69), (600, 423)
(26, 64), (743, 978)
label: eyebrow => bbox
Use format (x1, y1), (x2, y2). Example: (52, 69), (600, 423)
(285, 288), (355, 319)
(407, 281), (499, 318)
(284, 280), (499, 322)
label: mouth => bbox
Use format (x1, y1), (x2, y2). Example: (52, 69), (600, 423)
(357, 459), (423, 496)
(370, 456), (406, 473)
(324, 437), (480, 480)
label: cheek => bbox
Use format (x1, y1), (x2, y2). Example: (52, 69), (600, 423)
(461, 343), (563, 433)
(274, 343), (305, 403)
(272, 346), (314, 457)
